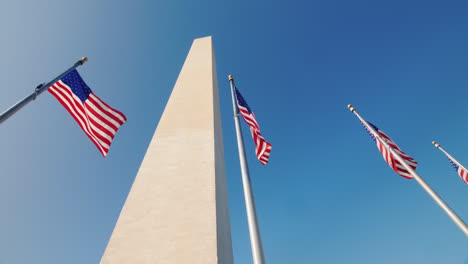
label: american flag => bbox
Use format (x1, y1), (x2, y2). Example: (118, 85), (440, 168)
(361, 121), (417, 179)
(447, 158), (468, 184)
(235, 88), (272, 165)
(48, 69), (126, 157)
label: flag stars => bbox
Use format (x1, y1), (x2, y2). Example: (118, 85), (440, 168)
(62, 69), (92, 103)
(449, 159), (459, 170)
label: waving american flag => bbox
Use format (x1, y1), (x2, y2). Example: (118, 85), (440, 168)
(447, 159), (468, 184)
(235, 88), (272, 165)
(362, 122), (417, 179)
(48, 69), (126, 157)
(433, 142), (468, 184)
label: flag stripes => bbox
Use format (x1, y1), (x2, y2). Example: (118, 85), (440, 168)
(362, 121), (417, 179)
(235, 88), (272, 165)
(48, 78), (126, 157)
(447, 159), (468, 184)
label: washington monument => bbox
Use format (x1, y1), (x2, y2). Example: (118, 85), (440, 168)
(101, 36), (234, 263)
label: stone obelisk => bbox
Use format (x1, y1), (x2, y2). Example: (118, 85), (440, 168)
(101, 36), (233, 264)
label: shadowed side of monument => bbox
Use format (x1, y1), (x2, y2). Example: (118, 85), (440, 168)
(101, 36), (233, 264)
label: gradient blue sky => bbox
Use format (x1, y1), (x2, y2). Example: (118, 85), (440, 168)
(0, 0), (467, 263)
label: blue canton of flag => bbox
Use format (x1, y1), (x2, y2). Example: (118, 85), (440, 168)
(447, 158), (468, 184)
(449, 159), (460, 171)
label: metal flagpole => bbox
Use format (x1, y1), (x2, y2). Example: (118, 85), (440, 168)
(348, 104), (468, 237)
(432, 141), (468, 172)
(229, 75), (266, 264)
(0, 57), (88, 125)
(432, 141), (468, 184)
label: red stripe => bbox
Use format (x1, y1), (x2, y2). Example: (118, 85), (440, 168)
(49, 85), (91, 134)
(237, 102), (271, 165)
(48, 77), (126, 157)
(459, 169), (468, 184)
(87, 119), (113, 146)
(84, 103), (119, 131)
(48, 86), (107, 156)
(394, 159), (416, 170)
(87, 96), (124, 126)
(87, 114), (115, 139)
(90, 92), (127, 121)
(49, 86), (108, 156)
(54, 82), (88, 116)
(51, 82), (110, 156)
(54, 83), (117, 153)
(88, 93), (126, 125)
(375, 134), (415, 179)
(239, 109), (259, 125)
(84, 101), (125, 149)
(240, 115), (260, 130)
(241, 117), (260, 131)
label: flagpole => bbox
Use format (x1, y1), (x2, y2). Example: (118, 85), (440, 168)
(432, 141), (468, 172)
(229, 75), (266, 264)
(348, 104), (468, 237)
(0, 57), (88, 125)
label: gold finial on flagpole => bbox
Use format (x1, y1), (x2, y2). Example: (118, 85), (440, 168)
(347, 104), (355, 112)
(432, 141), (440, 148)
(77, 57), (88, 66)
(228, 75), (234, 81)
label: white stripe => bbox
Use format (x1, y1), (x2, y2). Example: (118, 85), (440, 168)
(378, 142), (389, 165)
(386, 151), (393, 168)
(52, 84), (92, 132)
(49, 85), (106, 154)
(254, 131), (265, 140)
(377, 133), (417, 170)
(394, 157), (416, 170)
(242, 117), (259, 129)
(238, 107), (259, 125)
(395, 163), (409, 170)
(54, 84), (109, 152)
(249, 128), (255, 138)
(88, 121), (112, 147)
(398, 171), (413, 178)
(55, 82), (111, 152)
(85, 100), (122, 129)
(395, 154), (417, 167)
(240, 115), (260, 130)
(242, 113), (260, 128)
(89, 127), (111, 149)
(237, 105), (249, 112)
(405, 160), (418, 168)
(85, 106), (117, 135)
(89, 93), (126, 123)
(459, 169), (468, 183)
(392, 148), (406, 156)
(257, 143), (267, 157)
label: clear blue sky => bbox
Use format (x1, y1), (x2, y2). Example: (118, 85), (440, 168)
(0, 0), (467, 263)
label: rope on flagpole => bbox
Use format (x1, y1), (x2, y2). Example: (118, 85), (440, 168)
(0, 57), (88, 125)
